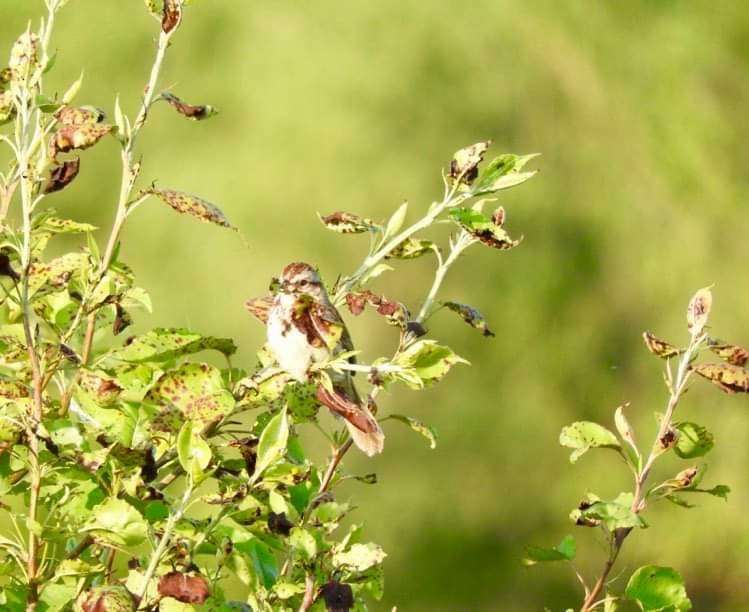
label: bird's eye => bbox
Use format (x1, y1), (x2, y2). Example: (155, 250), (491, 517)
(299, 279), (308, 287)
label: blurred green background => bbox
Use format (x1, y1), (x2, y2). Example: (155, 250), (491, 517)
(5, 1), (749, 609)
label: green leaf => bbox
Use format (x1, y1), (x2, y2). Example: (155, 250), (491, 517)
(448, 207), (521, 250)
(471, 153), (539, 195)
(289, 527), (317, 561)
(383, 201), (408, 240)
(393, 340), (468, 388)
(39, 582), (78, 612)
(673, 422), (714, 459)
(333, 542), (386, 572)
(389, 414), (437, 449)
(615, 404), (640, 469)
(442, 301), (494, 337)
(625, 565), (692, 611)
(580, 493), (646, 530)
(148, 188), (234, 229)
(177, 421), (212, 481)
(523, 534), (576, 566)
(385, 238), (434, 260)
(559, 421), (621, 463)
(34, 215), (96, 235)
(250, 408), (289, 484)
(108, 328), (236, 363)
(82, 498), (148, 548)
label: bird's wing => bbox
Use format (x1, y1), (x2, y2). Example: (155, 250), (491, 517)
(244, 296), (273, 324)
(309, 301), (355, 357)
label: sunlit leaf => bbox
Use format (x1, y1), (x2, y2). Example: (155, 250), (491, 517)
(471, 153), (539, 195)
(82, 498), (148, 548)
(332, 542), (386, 572)
(449, 141), (490, 185)
(250, 408), (289, 484)
(148, 188), (234, 229)
(177, 421), (212, 481)
(625, 565), (692, 611)
(642, 332), (683, 359)
(686, 287), (712, 336)
(559, 421), (621, 463)
(708, 339), (749, 366)
(108, 328), (236, 363)
(162, 92), (217, 121)
(523, 534), (576, 566)
(318, 211), (377, 234)
(393, 340), (468, 388)
(692, 362), (749, 393)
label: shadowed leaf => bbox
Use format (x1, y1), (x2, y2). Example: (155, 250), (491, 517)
(44, 158), (80, 194)
(442, 301), (494, 337)
(523, 534), (576, 566)
(674, 422), (714, 459)
(389, 414), (437, 449)
(322, 581), (354, 612)
(158, 572), (210, 604)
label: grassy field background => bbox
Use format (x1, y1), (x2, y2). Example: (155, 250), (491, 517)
(4, 1), (749, 609)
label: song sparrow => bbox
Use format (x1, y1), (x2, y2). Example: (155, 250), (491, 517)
(265, 262), (384, 456)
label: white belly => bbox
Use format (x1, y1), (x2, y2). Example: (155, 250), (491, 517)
(267, 295), (328, 381)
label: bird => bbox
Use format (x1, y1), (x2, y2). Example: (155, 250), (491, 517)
(264, 262), (384, 456)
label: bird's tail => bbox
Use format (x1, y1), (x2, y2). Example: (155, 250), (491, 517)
(315, 384), (384, 456)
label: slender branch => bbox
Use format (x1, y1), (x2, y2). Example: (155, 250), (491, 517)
(298, 573), (316, 612)
(137, 484), (192, 609)
(580, 333), (704, 612)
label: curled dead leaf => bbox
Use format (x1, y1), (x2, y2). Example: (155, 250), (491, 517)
(693, 362), (749, 394)
(158, 571), (210, 604)
(162, 92), (217, 120)
(449, 141), (490, 185)
(44, 158), (80, 194)
(642, 331), (683, 359)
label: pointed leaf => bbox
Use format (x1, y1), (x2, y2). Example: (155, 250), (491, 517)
(686, 287), (712, 336)
(560, 421), (621, 463)
(332, 543), (386, 572)
(148, 188), (234, 229)
(383, 201), (408, 240)
(83, 498), (148, 548)
(615, 404), (640, 468)
(708, 339), (749, 366)
(162, 92), (217, 121)
(389, 414), (437, 449)
(442, 301), (494, 337)
(318, 211), (377, 234)
(250, 408), (289, 484)
(385, 237), (434, 260)
(393, 340), (468, 387)
(471, 153), (539, 195)
(108, 328), (236, 363)
(523, 534), (576, 566)
(642, 332), (683, 359)
(177, 421), (212, 481)
(449, 141), (490, 185)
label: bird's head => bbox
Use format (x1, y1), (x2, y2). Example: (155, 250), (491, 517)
(279, 262), (324, 298)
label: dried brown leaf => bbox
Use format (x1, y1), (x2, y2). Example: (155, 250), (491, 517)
(44, 158), (80, 194)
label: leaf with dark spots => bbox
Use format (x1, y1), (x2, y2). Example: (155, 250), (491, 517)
(0, 252), (19, 281)
(108, 328), (236, 363)
(34, 215), (97, 234)
(244, 296), (273, 324)
(385, 238), (434, 260)
(318, 211), (377, 234)
(162, 0), (182, 33)
(708, 339), (749, 366)
(693, 362), (749, 393)
(321, 581), (354, 612)
(158, 571), (210, 604)
(687, 286), (712, 335)
(44, 158), (80, 194)
(54, 105), (105, 126)
(344, 290), (408, 328)
(0, 379), (28, 399)
(162, 92), (217, 120)
(78, 585), (136, 612)
(442, 301), (494, 337)
(642, 331), (683, 359)
(79, 371), (123, 405)
(147, 188), (234, 229)
(49, 123), (113, 158)
(268, 511), (294, 536)
(448, 206), (521, 250)
(146, 362), (235, 432)
(228, 437), (258, 474)
(449, 141), (490, 185)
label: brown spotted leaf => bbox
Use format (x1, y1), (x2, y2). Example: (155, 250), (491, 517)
(344, 290), (408, 328)
(49, 123), (112, 157)
(687, 287), (712, 335)
(79, 371), (123, 406)
(318, 211), (377, 234)
(642, 331), (683, 359)
(77, 585), (136, 612)
(108, 328), (236, 363)
(448, 207), (521, 250)
(442, 301), (494, 337)
(162, 92), (217, 120)
(146, 362), (235, 432)
(54, 105), (105, 127)
(708, 339), (749, 366)
(162, 0), (182, 33)
(44, 158), (80, 194)
(449, 141), (490, 185)
(158, 571), (210, 604)
(9, 32), (40, 85)
(148, 188), (234, 229)
(693, 362), (749, 394)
